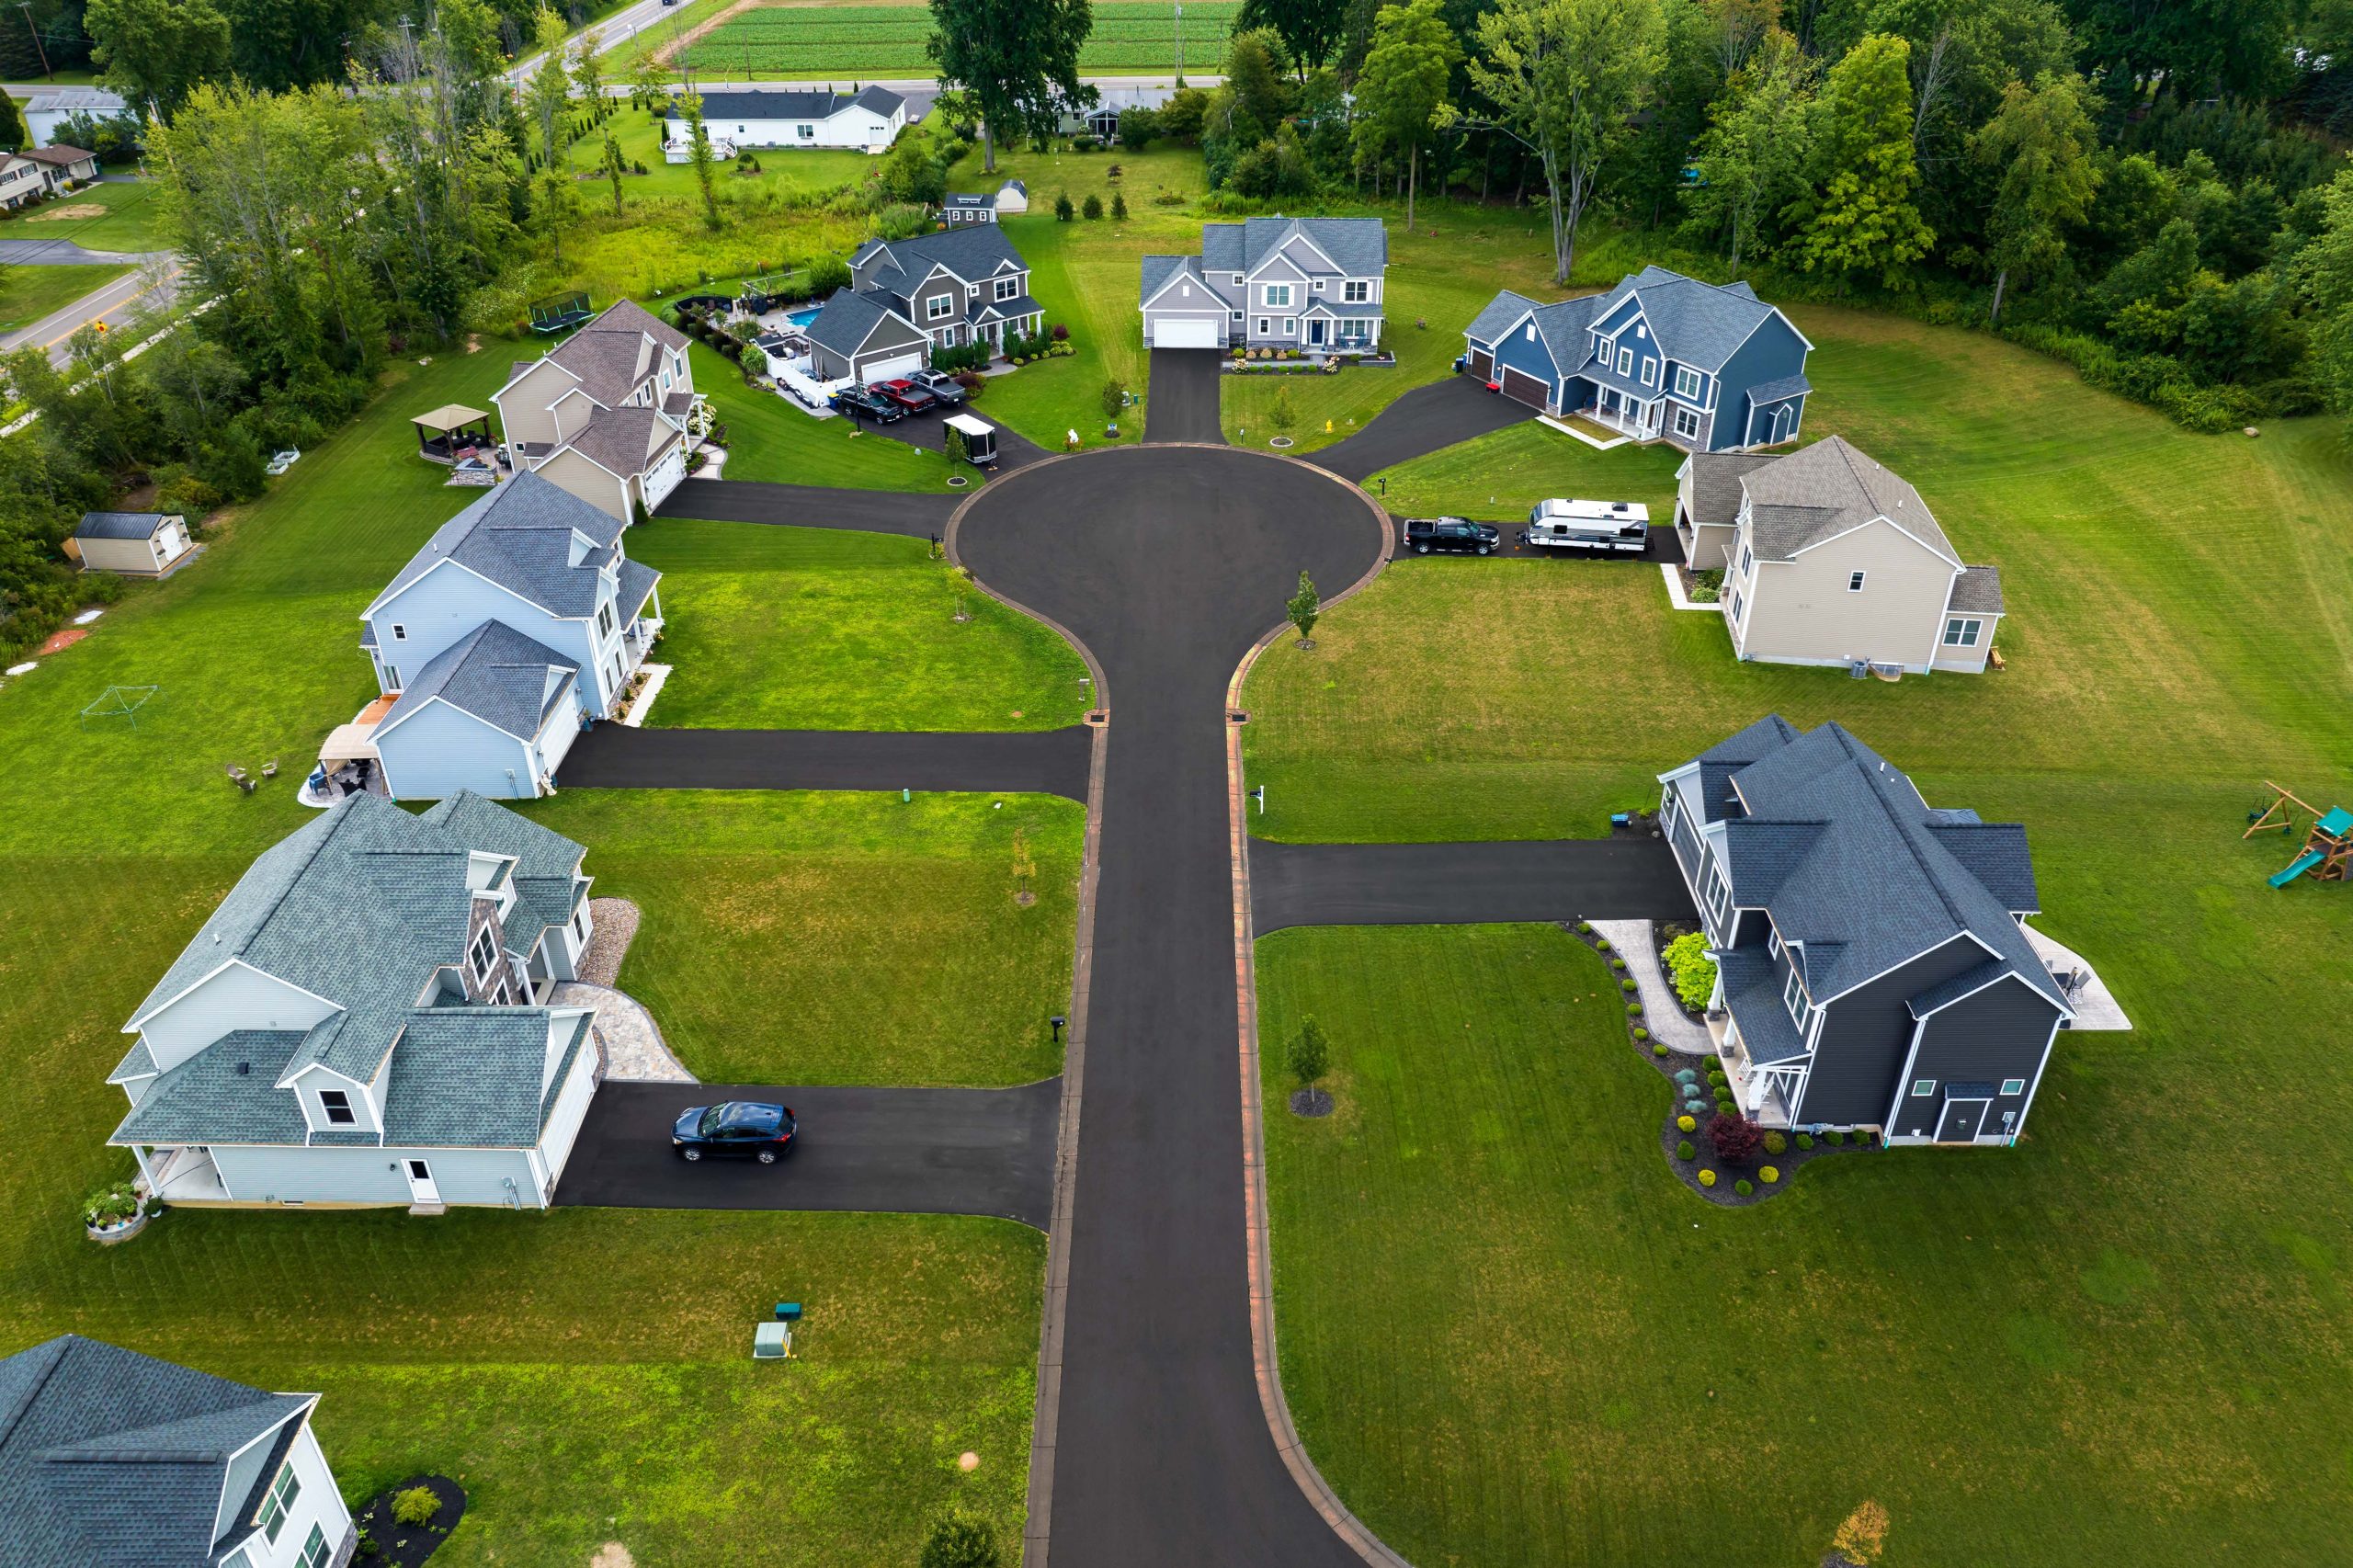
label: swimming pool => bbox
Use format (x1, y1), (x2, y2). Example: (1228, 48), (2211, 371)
(782, 306), (822, 330)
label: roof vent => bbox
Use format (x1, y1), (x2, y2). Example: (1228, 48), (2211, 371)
(236, 1062), (250, 1075)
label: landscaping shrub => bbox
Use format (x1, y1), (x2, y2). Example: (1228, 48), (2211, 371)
(1051, 323), (1069, 342)
(1686, 569), (1723, 603)
(1763, 1131), (1786, 1156)
(1662, 931), (1717, 1011)
(1826, 1131), (1846, 1146)
(1674, 1069), (1696, 1084)
(1676, 1140), (1695, 1160)
(1620, 979), (1638, 993)
(1652, 1043), (1667, 1056)
(808, 255), (851, 294)
(1626, 1002), (1643, 1016)
(1734, 1178), (1755, 1197)
(1761, 1166), (1779, 1184)
(392, 1487), (440, 1527)
(1575, 922), (1591, 933)
(1796, 1133), (1813, 1150)
(82, 1180), (141, 1227)
(1676, 1114), (1695, 1133)
(1609, 957), (1625, 970)
(1709, 1114), (1765, 1165)
(1632, 1026), (1648, 1039)
(1699, 1169), (1717, 1187)
(1594, 939), (1610, 952)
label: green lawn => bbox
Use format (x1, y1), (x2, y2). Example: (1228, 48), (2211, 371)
(0, 262), (129, 334)
(1361, 416), (1686, 520)
(688, 340), (960, 491)
(1, 177), (168, 253)
(631, 517), (1094, 729)
(565, 108), (876, 206)
(1243, 302), (2353, 1564)
(532, 789), (1079, 1085)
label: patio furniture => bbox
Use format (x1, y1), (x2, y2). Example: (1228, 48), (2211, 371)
(414, 403), (494, 464)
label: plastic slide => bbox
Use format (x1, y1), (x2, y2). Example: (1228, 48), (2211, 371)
(2269, 850), (2325, 888)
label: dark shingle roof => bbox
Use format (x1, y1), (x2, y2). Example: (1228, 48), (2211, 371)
(559, 405), (678, 478)
(1680, 451), (1779, 528)
(803, 289), (917, 359)
(1745, 372), (1812, 404)
(1949, 564), (2005, 615)
(1462, 289), (1538, 345)
(1739, 437), (1960, 565)
(857, 224), (1028, 284)
(74, 511), (173, 540)
(377, 619), (577, 744)
(368, 472), (624, 619)
(1715, 949), (1812, 1064)
(0, 1335), (313, 1568)
(684, 86), (902, 122)
(1588, 265), (1789, 370)
(380, 1010), (590, 1147)
(1140, 255), (1195, 303)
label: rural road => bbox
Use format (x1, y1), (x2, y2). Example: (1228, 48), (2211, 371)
(0, 256), (181, 367)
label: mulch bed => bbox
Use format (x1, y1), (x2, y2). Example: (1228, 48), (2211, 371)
(1565, 922), (1868, 1206)
(1290, 1086), (1334, 1118)
(352, 1473), (466, 1566)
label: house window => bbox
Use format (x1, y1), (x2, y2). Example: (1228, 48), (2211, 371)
(319, 1089), (356, 1126)
(1728, 589), (1744, 623)
(1848, 571), (1868, 593)
(1641, 358), (1659, 387)
(1738, 544), (1752, 577)
(470, 926), (499, 984)
(1675, 365), (1701, 399)
(1256, 318), (1270, 335)
(995, 278), (1018, 301)
(1527, 323), (1538, 343)
(1912, 1078), (1937, 1096)
(1312, 278), (1324, 291)
(1768, 929), (1782, 960)
(1706, 865), (1731, 921)
(1233, 311), (1245, 322)
(797, 124), (814, 140)
(1674, 407), (1700, 441)
(1345, 279), (1370, 302)
(256, 1462), (301, 1542)
(573, 908), (588, 940)
(1618, 347), (1634, 376)
(297, 1524), (333, 1568)
(1264, 283), (1292, 308)
(1944, 617), (1984, 647)
(1233, 273), (1244, 285)
(381, 665), (402, 690)
(927, 294), (952, 320)
(1782, 966), (1809, 1026)
(597, 602), (616, 640)
(1282, 318), (1296, 336)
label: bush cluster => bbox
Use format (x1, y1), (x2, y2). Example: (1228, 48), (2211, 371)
(1676, 1140), (1695, 1160)
(1661, 931), (1717, 1012)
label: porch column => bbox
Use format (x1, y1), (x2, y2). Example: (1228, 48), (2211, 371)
(129, 1142), (160, 1193)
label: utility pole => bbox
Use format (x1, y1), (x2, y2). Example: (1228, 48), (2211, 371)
(18, 2), (51, 82)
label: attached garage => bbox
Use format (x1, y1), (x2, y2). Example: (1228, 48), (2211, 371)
(1467, 346), (1494, 380)
(858, 348), (924, 383)
(1499, 367), (1552, 410)
(1151, 316), (1224, 349)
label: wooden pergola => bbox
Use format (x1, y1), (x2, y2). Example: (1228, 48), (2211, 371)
(413, 403), (494, 463)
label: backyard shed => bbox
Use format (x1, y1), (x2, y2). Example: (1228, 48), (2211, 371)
(70, 512), (192, 576)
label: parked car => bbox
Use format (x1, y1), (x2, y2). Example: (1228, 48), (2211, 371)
(1402, 517), (1500, 555)
(909, 369), (966, 404)
(673, 1101), (798, 1164)
(834, 386), (905, 424)
(873, 379), (939, 415)
(1521, 498), (1650, 554)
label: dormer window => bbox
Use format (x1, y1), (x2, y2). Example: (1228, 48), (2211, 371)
(319, 1088), (356, 1125)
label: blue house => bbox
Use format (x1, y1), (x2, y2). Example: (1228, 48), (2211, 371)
(1461, 266), (1813, 451)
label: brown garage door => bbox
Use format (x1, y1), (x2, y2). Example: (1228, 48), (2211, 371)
(1499, 366), (1550, 409)
(1468, 347), (1494, 380)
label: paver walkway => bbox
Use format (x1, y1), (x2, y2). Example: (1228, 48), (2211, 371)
(1250, 836), (1693, 932)
(559, 723), (1094, 801)
(1590, 919), (1715, 1057)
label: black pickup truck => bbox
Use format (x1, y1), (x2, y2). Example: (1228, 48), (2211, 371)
(1401, 517), (1501, 555)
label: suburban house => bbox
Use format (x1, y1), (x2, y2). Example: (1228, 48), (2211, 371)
(0, 1335), (355, 1568)
(804, 226), (1043, 382)
(1659, 717), (2073, 1143)
(1679, 436), (2005, 674)
(0, 154), (44, 210)
(20, 142), (99, 191)
(1055, 85), (1173, 140)
(69, 510), (194, 576)
(1461, 266), (1812, 449)
(351, 472), (662, 801)
(940, 178), (1028, 225)
(106, 790), (604, 1211)
(490, 299), (699, 523)
(665, 85), (906, 156)
(20, 87), (125, 149)
(1140, 216), (1388, 352)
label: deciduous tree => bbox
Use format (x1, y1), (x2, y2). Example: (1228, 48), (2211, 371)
(1235, 0), (1351, 74)
(1781, 31), (1933, 289)
(1286, 568), (1319, 641)
(85, 0), (231, 119)
(1351, 0), (1460, 232)
(1971, 71), (2098, 324)
(1683, 28), (1812, 269)
(926, 0), (1095, 173)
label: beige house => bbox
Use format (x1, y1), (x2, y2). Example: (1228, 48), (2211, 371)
(0, 154), (44, 210)
(1681, 437), (2005, 675)
(20, 142), (99, 191)
(70, 511), (194, 575)
(490, 300), (700, 524)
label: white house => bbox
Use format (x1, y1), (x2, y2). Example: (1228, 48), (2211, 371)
(0, 153), (45, 210)
(1140, 216), (1388, 353)
(353, 472), (663, 801)
(106, 790), (605, 1211)
(0, 1335), (355, 1568)
(491, 299), (700, 523)
(20, 86), (127, 149)
(940, 178), (1028, 225)
(70, 510), (194, 575)
(665, 85), (906, 157)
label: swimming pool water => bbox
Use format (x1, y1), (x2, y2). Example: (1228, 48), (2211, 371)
(783, 306), (821, 329)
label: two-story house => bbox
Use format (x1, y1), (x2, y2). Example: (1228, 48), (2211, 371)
(106, 790), (605, 1211)
(1659, 717), (2074, 1145)
(0, 153), (46, 210)
(354, 472), (662, 801)
(940, 178), (1027, 225)
(1679, 436), (2006, 674)
(0, 1335), (356, 1568)
(665, 85), (906, 156)
(804, 226), (1044, 382)
(490, 299), (699, 524)
(19, 142), (100, 192)
(1140, 215), (1388, 352)
(1461, 266), (1812, 449)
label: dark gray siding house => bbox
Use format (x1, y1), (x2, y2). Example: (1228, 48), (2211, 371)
(1657, 716), (2073, 1143)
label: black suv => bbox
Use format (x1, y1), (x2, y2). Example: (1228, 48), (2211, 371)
(1402, 517), (1500, 555)
(673, 1101), (798, 1164)
(833, 385), (905, 424)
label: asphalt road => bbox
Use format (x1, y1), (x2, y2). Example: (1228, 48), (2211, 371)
(1314, 373), (1531, 481)
(556, 1079), (1061, 1229)
(956, 447), (1384, 1568)
(1250, 835), (1694, 932)
(1142, 348), (1226, 444)
(1388, 523), (1688, 563)
(0, 238), (151, 265)
(871, 398), (1053, 471)
(657, 477), (959, 536)
(0, 257), (181, 368)
(561, 722), (1095, 801)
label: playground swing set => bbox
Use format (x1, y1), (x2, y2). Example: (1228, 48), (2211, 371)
(2244, 780), (2351, 888)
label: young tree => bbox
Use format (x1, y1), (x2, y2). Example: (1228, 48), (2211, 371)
(1468, 0), (1667, 284)
(1781, 31), (1933, 290)
(926, 0), (1095, 173)
(525, 6), (576, 258)
(1269, 379), (1298, 433)
(1971, 71), (2099, 324)
(1350, 0), (1460, 232)
(1683, 28), (1812, 269)
(1110, 187), (1129, 219)
(1286, 1016), (1331, 1093)
(1053, 188), (1074, 220)
(569, 26), (606, 102)
(600, 126), (629, 216)
(1234, 0), (1351, 74)
(85, 0), (232, 119)
(628, 55), (668, 108)
(1081, 191), (1103, 218)
(679, 88), (721, 230)
(1286, 568), (1318, 644)
(918, 1509), (1002, 1568)
(1099, 378), (1126, 418)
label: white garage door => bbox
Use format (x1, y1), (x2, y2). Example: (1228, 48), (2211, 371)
(1153, 316), (1223, 349)
(641, 445), (686, 511)
(860, 351), (924, 383)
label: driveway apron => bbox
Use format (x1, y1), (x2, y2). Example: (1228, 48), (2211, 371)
(956, 447), (1382, 1567)
(561, 724), (1094, 801)
(1250, 836), (1695, 932)
(1141, 349), (1227, 444)
(659, 478), (960, 537)
(1314, 375), (1530, 482)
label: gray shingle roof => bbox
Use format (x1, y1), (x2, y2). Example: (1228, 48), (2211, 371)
(1949, 564), (2004, 615)
(1243, 215), (1387, 275)
(0, 1335), (313, 1568)
(618, 558), (660, 622)
(1140, 255), (1194, 304)
(381, 1010), (590, 1147)
(1745, 372), (1812, 405)
(803, 289), (918, 359)
(419, 792), (587, 947)
(853, 84), (904, 116)
(1698, 719), (2066, 1011)
(858, 224), (1028, 285)
(74, 511), (173, 540)
(1462, 289), (1539, 346)
(112, 1029), (314, 1144)
(19, 143), (94, 166)
(522, 300), (688, 408)
(1715, 949), (1812, 1064)
(685, 86), (899, 122)
(1905, 959), (2017, 1018)
(1679, 451), (1779, 528)
(559, 405), (678, 478)
(378, 619), (576, 744)
(1740, 437), (1961, 566)
(1591, 265), (1787, 370)
(368, 472), (625, 619)
(972, 291), (1040, 324)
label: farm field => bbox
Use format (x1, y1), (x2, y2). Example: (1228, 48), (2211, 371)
(679, 0), (1240, 78)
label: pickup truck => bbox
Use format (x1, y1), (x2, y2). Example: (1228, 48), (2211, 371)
(833, 386), (905, 424)
(1401, 517), (1500, 555)
(909, 369), (967, 404)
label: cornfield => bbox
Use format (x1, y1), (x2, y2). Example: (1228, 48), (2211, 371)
(679, 2), (1242, 78)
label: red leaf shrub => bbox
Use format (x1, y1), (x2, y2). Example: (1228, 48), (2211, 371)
(1708, 1113), (1765, 1165)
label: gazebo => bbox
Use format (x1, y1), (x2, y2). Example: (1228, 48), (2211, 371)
(413, 403), (494, 464)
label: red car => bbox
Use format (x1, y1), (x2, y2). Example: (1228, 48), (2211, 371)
(872, 379), (939, 414)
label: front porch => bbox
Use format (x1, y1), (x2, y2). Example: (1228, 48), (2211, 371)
(1573, 389), (1665, 443)
(1707, 1010), (1796, 1130)
(131, 1143), (233, 1204)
